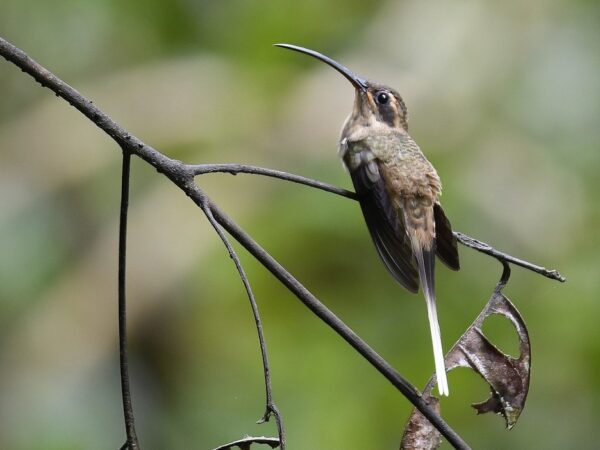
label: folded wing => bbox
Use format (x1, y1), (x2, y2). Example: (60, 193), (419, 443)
(349, 156), (419, 293)
(433, 203), (460, 271)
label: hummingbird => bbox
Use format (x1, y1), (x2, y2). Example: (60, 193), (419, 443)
(276, 44), (460, 396)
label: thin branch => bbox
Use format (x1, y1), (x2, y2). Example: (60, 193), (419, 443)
(454, 232), (565, 282)
(212, 436), (280, 450)
(190, 163), (357, 200)
(199, 198), (285, 449)
(118, 150), (140, 449)
(190, 163), (565, 283)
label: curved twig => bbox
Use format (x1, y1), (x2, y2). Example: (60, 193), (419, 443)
(118, 150), (140, 450)
(497, 260), (512, 290)
(212, 436), (280, 450)
(199, 198), (285, 449)
(453, 232), (564, 282)
(190, 163), (357, 200)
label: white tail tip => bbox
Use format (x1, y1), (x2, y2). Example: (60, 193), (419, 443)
(436, 363), (449, 397)
(425, 290), (449, 396)
(432, 329), (449, 396)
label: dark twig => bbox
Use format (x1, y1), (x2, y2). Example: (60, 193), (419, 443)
(453, 232), (565, 282)
(212, 436), (280, 450)
(190, 163), (357, 200)
(199, 198), (285, 449)
(118, 150), (140, 450)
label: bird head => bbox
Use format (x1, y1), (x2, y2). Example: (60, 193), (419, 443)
(275, 43), (408, 133)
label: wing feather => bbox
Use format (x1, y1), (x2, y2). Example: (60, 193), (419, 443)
(433, 203), (460, 271)
(350, 158), (419, 293)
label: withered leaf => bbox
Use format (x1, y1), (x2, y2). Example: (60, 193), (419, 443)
(401, 397), (442, 450)
(401, 276), (531, 450)
(212, 436), (280, 450)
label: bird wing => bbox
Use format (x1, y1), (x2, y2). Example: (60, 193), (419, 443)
(434, 203), (460, 271)
(348, 153), (419, 293)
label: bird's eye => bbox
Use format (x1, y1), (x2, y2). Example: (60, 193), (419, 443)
(376, 92), (389, 105)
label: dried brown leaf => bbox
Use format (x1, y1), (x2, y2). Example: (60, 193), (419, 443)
(401, 273), (531, 449)
(212, 436), (280, 450)
(401, 397), (442, 450)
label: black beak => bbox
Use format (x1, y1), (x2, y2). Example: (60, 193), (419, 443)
(275, 43), (368, 92)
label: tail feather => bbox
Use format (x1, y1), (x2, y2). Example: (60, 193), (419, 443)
(412, 240), (449, 397)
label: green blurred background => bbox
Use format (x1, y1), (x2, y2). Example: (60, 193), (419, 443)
(0, 0), (598, 448)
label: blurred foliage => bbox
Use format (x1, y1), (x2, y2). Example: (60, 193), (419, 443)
(0, 0), (599, 449)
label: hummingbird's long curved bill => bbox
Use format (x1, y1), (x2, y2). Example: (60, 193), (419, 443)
(274, 43), (368, 92)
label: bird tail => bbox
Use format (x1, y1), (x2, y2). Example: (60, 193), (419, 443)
(412, 237), (449, 397)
